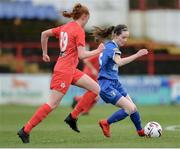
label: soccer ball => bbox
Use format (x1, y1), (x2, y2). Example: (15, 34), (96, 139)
(144, 121), (162, 137)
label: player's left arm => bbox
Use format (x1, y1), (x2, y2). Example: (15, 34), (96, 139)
(113, 48), (148, 67)
(78, 44), (104, 59)
(76, 28), (104, 59)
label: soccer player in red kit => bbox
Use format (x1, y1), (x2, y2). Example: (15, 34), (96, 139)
(71, 54), (100, 115)
(17, 3), (104, 143)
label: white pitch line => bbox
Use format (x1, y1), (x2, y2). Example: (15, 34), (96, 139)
(165, 125), (180, 131)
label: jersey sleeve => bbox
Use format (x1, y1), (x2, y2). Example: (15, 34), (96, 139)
(114, 48), (121, 55)
(105, 44), (122, 62)
(112, 48), (121, 61)
(76, 28), (85, 47)
(106, 44), (117, 58)
(52, 26), (61, 38)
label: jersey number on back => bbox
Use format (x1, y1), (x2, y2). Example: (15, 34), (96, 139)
(60, 32), (68, 52)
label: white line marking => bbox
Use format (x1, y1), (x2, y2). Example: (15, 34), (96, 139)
(165, 125), (180, 131)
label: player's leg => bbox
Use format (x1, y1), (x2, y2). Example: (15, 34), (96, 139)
(24, 90), (64, 133)
(125, 95), (145, 136)
(18, 71), (71, 143)
(98, 80), (136, 137)
(82, 95), (98, 114)
(113, 82), (145, 136)
(81, 75), (98, 114)
(71, 95), (82, 109)
(71, 69), (99, 118)
(17, 90), (64, 143)
(71, 74), (99, 118)
(72, 91), (98, 115)
(64, 70), (99, 132)
(74, 73), (99, 94)
(99, 96), (131, 137)
(72, 75), (98, 114)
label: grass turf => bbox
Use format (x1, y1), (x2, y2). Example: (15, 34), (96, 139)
(0, 104), (180, 148)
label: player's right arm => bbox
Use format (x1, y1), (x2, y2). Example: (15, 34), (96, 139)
(41, 29), (54, 62)
(41, 27), (61, 62)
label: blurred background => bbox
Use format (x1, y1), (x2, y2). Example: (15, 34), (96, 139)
(0, 0), (180, 106)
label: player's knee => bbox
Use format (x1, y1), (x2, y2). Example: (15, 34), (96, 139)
(47, 101), (59, 110)
(126, 104), (137, 114)
(130, 105), (137, 114)
(92, 85), (100, 94)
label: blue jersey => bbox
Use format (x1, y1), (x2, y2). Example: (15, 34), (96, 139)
(98, 40), (121, 80)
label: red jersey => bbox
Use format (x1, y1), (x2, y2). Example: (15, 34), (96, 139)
(83, 54), (99, 76)
(52, 21), (85, 72)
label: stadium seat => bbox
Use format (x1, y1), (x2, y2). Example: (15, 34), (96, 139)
(0, 1), (58, 20)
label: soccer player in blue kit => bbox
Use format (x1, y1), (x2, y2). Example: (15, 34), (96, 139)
(92, 25), (148, 137)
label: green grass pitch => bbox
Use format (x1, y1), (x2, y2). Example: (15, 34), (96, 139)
(0, 104), (180, 148)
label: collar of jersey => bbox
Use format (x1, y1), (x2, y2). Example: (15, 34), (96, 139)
(112, 40), (119, 48)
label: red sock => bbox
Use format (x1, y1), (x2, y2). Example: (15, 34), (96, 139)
(83, 98), (97, 113)
(71, 91), (97, 119)
(24, 103), (52, 134)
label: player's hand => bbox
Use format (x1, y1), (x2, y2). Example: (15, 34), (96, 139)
(42, 53), (50, 62)
(136, 49), (148, 57)
(97, 43), (105, 52)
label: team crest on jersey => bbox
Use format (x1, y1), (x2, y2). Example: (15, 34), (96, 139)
(60, 82), (66, 88)
(113, 64), (118, 71)
(110, 90), (116, 97)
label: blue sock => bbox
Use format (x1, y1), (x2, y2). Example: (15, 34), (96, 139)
(107, 109), (128, 124)
(130, 111), (142, 131)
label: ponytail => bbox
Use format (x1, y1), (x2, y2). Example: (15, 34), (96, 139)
(62, 11), (72, 18)
(92, 24), (128, 41)
(92, 26), (115, 40)
(62, 3), (89, 20)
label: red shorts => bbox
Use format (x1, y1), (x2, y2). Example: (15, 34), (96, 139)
(50, 68), (84, 94)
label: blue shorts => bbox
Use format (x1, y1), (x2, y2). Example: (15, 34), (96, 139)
(98, 79), (127, 105)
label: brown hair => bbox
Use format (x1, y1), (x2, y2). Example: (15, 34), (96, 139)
(92, 24), (128, 40)
(62, 3), (89, 20)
